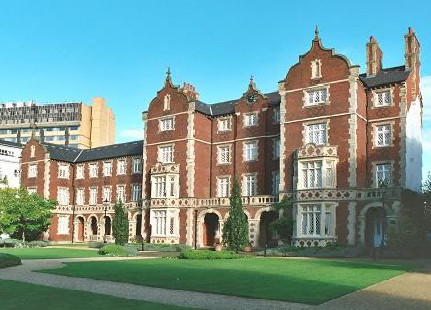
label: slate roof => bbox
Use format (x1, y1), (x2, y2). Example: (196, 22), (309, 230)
(195, 91), (281, 116)
(44, 140), (143, 163)
(0, 139), (24, 148)
(359, 66), (411, 88)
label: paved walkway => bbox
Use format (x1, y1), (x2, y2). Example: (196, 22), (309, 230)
(0, 257), (311, 310)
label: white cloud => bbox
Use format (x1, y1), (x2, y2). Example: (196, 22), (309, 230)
(119, 129), (144, 140)
(421, 75), (431, 122)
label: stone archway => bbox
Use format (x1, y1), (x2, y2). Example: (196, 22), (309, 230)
(258, 211), (278, 248)
(90, 216), (98, 236)
(365, 207), (386, 248)
(197, 209), (223, 248)
(76, 216), (85, 242)
(104, 216), (112, 236)
(203, 213), (219, 246)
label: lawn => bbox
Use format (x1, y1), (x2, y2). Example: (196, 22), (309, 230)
(0, 248), (101, 259)
(40, 257), (407, 304)
(0, 279), (191, 310)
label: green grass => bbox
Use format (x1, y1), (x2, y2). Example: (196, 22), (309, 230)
(0, 279), (190, 310)
(0, 248), (101, 259)
(40, 258), (407, 304)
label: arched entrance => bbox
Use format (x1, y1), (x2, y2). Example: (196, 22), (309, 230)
(90, 216), (98, 236)
(104, 216), (112, 236)
(203, 213), (219, 246)
(365, 207), (386, 248)
(136, 214), (142, 239)
(77, 217), (85, 242)
(259, 211), (278, 248)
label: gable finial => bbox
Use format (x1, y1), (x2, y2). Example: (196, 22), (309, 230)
(314, 24), (319, 40)
(166, 66), (171, 80)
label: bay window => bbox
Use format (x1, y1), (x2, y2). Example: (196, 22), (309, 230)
(298, 159), (336, 189)
(150, 209), (179, 237)
(297, 204), (335, 237)
(151, 173), (179, 198)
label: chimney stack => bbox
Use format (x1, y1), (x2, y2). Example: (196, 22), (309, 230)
(366, 36), (383, 76)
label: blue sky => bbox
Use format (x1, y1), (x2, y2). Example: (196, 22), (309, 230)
(0, 0), (429, 178)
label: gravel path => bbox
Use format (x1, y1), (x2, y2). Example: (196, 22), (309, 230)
(0, 257), (312, 310)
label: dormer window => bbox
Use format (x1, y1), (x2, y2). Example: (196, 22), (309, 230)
(163, 94), (171, 111)
(306, 89), (327, 106)
(311, 59), (322, 79)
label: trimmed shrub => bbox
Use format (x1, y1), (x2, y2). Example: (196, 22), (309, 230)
(179, 249), (244, 259)
(0, 253), (21, 269)
(27, 241), (48, 248)
(127, 242), (193, 252)
(256, 245), (363, 258)
(98, 244), (138, 257)
(0, 238), (26, 248)
(88, 242), (105, 249)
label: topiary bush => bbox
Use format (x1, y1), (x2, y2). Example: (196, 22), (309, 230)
(0, 253), (21, 269)
(179, 249), (244, 259)
(98, 244), (138, 257)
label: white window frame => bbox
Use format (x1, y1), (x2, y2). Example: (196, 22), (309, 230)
(76, 165), (84, 179)
(57, 187), (69, 205)
(217, 145), (231, 165)
(103, 161), (112, 177)
(132, 158), (142, 173)
(242, 173), (257, 196)
(217, 117), (231, 132)
(151, 173), (179, 198)
(305, 88), (328, 106)
(217, 176), (230, 198)
(243, 112), (258, 127)
(159, 117), (175, 131)
(57, 215), (69, 235)
(76, 188), (85, 205)
(158, 145), (174, 164)
(243, 140), (258, 162)
(103, 187), (111, 203)
(117, 159), (126, 175)
(374, 89), (392, 107)
(150, 209), (179, 237)
(89, 163), (98, 178)
(89, 187), (98, 205)
(117, 185), (126, 203)
(376, 163), (392, 187)
(28, 164), (37, 178)
(273, 138), (280, 159)
(131, 184), (142, 201)
(297, 159), (336, 190)
(375, 124), (392, 147)
(272, 171), (280, 196)
(58, 164), (69, 179)
(306, 123), (327, 145)
(273, 107), (280, 124)
(297, 204), (335, 238)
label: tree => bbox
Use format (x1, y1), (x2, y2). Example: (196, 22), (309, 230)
(0, 187), (56, 241)
(423, 173), (431, 229)
(269, 195), (294, 243)
(112, 200), (129, 245)
(222, 179), (248, 252)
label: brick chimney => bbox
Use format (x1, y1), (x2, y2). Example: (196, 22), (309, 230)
(366, 36), (383, 76)
(181, 82), (199, 100)
(404, 27), (421, 98)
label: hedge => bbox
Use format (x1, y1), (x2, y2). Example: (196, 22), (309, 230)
(0, 253), (22, 269)
(179, 249), (244, 259)
(98, 244), (138, 257)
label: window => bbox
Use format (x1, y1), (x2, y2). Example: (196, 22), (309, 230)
(311, 59), (322, 79)
(103, 187), (111, 202)
(117, 159), (126, 175)
(14, 169), (20, 178)
(103, 162), (112, 176)
(218, 117), (231, 131)
(306, 89), (327, 106)
(117, 185), (126, 202)
(132, 158), (142, 173)
(272, 172), (280, 195)
(89, 164), (98, 178)
(273, 108), (280, 124)
(89, 188), (98, 205)
(218, 145), (231, 164)
(217, 177), (230, 197)
(76, 165), (84, 179)
(27, 187), (37, 194)
(151, 174), (178, 198)
(154, 210), (167, 235)
(58, 164), (69, 179)
(159, 118), (174, 131)
(28, 164), (37, 178)
(132, 185), (142, 201)
(57, 215), (69, 235)
(76, 188), (85, 205)
(376, 124), (391, 146)
(30, 145), (35, 157)
(376, 90), (391, 107)
(273, 138), (280, 159)
(244, 113), (258, 127)
(301, 205), (321, 236)
(301, 161), (322, 188)
(158, 146), (174, 163)
(376, 163), (391, 187)
(307, 123), (327, 145)
(163, 94), (171, 111)
(57, 188), (69, 205)
(243, 174), (257, 196)
(243, 141), (258, 162)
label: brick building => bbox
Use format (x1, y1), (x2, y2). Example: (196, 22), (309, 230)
(21, 27), (423, 248)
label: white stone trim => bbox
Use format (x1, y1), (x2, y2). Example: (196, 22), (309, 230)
(347, 202), (356, 245)
(284, 112), (367, 124)
(371, 87), (395, 109)
(398, 83), (407, 188)
(371, 160), (395, 188)
(371, 121), (396, 149)
(302, 84), (330, 107)
(301, 119), (330, 146)
(347, 69), (359, 187)
(279, 82), (287, 195)
(186, 102), (195, 197)
(284, 78), (349, 93)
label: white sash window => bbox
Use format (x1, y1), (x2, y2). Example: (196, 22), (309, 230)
(158, 146), (174, 163)
(103, 162), (112, 176)
(117, 160), (126, 175)
(244, 141), (258, 162)
(132, 185), (142, 201)
(218, 145), (231, 164)
(89, 188), (97, 205)
(103, 187), (111, 202)
(298, 159), (335, 189)
(76, 188), (85, 205)
(298, 204), (335, 237)
(117, 185), (126, 202)
(243, 174), (257, 196)
(307, 123), (327, 145)
(217, 177), (230, 197)
(244, 113), (258, 127)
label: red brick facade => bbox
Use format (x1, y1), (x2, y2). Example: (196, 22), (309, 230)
(21, 28), (423, 249)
